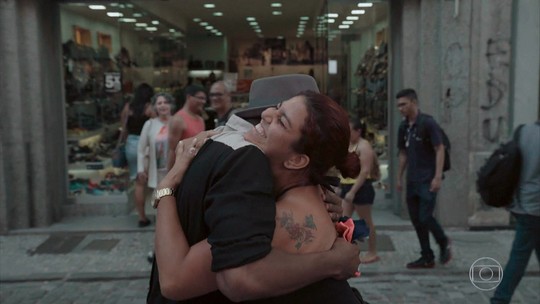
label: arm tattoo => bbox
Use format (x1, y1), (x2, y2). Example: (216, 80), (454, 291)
(277, 210), (317, 250)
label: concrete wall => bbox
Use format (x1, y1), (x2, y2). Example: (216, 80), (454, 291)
(511, 0), (540, 125)
(0, 0), (67, 232)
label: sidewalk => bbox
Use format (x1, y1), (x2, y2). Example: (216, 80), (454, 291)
(1, 208), (538, 303)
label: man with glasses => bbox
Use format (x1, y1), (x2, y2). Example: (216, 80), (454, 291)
(209, 81), (236, 127)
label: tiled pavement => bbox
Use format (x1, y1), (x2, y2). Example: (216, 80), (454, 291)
(1, 209), (538, 304)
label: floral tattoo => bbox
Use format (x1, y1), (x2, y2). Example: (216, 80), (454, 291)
(277, 210), (317, 250)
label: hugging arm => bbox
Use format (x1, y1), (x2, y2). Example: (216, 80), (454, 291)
(216, 238), (359, 302)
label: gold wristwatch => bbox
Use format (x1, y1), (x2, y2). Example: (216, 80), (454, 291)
(152, 188), (175, 209)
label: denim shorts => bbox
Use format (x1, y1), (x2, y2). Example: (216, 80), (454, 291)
(125, 134), (140, 180)
(340, 180), (375, 205)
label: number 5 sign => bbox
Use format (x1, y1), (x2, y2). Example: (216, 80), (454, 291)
(104, 72), (121, 93)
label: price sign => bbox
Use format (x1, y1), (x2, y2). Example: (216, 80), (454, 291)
(104, 72), (121, 93)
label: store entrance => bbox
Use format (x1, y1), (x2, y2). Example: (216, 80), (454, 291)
(59, 0), (395, 222)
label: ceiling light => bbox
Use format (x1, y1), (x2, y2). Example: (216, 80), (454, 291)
(206, 26), (214, 30)
(169, 29), (176, 32)
(343, 21), (354, 25)
(204, 4), (216, 8)
(151, 20), (159, 25)
(107, 12), (123, 17)
(347, 16), (359, 20)
(200, 22), (209, 26)
(277, 36), (284, 39)
(357, 3), (373, 7)
(246, 17), (256, 21)
(249, 21), (258, 26)
(254, 29), (261, 33)
(216, 33), (223, 36)
(146, 27), (158, 31)
(126, 3), (134, 8)
(300, 16), (309, 20)
(338, 25), (350, 29)
(136, 23), (147, 27)
(351, 10), (366, 14)
(110, 3), (118, 7)
(327, 13), (338, 18)
(327, 19), (335, 23)
(272, 11), (282, 15)
(271, 3), (282, 7)
(299, 20), (307, 24)
(88, 5), (106, 10)
(213, 12), (223, 16)
(193, 18), (201, 22)
(133, 13), (142, 17)
(119, 18), (137, 23)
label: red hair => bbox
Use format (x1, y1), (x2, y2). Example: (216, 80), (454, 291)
(291, 91), (360, 184)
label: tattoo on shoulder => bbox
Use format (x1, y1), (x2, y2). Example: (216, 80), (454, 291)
(277, 210), (317, 250)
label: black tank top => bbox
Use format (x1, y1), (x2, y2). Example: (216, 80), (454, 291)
(126, 114), (148, 135)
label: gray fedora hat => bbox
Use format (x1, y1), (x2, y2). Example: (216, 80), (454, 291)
(235, 74), (319, 120)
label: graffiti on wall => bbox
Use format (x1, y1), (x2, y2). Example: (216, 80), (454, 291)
(442, 42), (467, 123)
(481, 38), (511, 143)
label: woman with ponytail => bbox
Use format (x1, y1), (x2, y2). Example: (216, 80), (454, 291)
(340, 118), (380, 264)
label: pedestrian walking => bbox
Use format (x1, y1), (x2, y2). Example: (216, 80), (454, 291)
(491, 121), (540, 304)
(395, 88), (451, 268)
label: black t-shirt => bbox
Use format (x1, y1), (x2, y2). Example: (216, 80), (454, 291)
(147, 130), (275, 304)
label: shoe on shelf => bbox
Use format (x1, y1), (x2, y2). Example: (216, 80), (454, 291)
(406, 256), (435, 269)
(440, 238), (452, 265)
(138, 219), (151, 228)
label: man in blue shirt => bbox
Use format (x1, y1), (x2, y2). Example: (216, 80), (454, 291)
(396, 88), (451, 268)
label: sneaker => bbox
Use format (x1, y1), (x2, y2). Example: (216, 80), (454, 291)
(440, 238), (452, 265)
(406, 256), (435, 269)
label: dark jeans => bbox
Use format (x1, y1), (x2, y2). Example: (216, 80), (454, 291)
(491, 213), (540, 304)
(406, 182), (447, 258)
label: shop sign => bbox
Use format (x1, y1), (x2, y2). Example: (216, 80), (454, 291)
(104, 72), (121, 93)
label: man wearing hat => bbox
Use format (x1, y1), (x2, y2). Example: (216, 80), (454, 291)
(147, 75), (361, 303)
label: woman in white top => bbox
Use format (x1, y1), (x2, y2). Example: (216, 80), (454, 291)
(137, 93), (175, 227)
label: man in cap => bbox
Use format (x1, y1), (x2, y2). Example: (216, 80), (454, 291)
(148, 74), (360, 303)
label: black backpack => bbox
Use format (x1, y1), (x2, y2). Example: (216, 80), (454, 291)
(476, 125), (524, 207)
(399, 114), (451, 172)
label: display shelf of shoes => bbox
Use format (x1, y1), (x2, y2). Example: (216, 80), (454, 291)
(67, 121), (131, 214)
(67, 166), (132, 217)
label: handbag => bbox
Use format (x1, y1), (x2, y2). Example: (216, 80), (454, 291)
(112, 143), (128, 168)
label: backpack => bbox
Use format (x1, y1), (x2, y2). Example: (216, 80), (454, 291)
(399, 114), (451, 172)
(476, 125), (524, 208)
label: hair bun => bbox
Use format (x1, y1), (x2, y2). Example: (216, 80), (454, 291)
(336, 152), (361, 179)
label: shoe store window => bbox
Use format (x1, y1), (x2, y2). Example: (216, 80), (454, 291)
(61, 2), (186, 211)
(326, 0), (390, 188)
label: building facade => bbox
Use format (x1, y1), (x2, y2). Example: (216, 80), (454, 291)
(1, 0), (538, 233)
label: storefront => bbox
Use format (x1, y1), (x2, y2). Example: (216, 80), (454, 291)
(57, 0), (393, 216)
